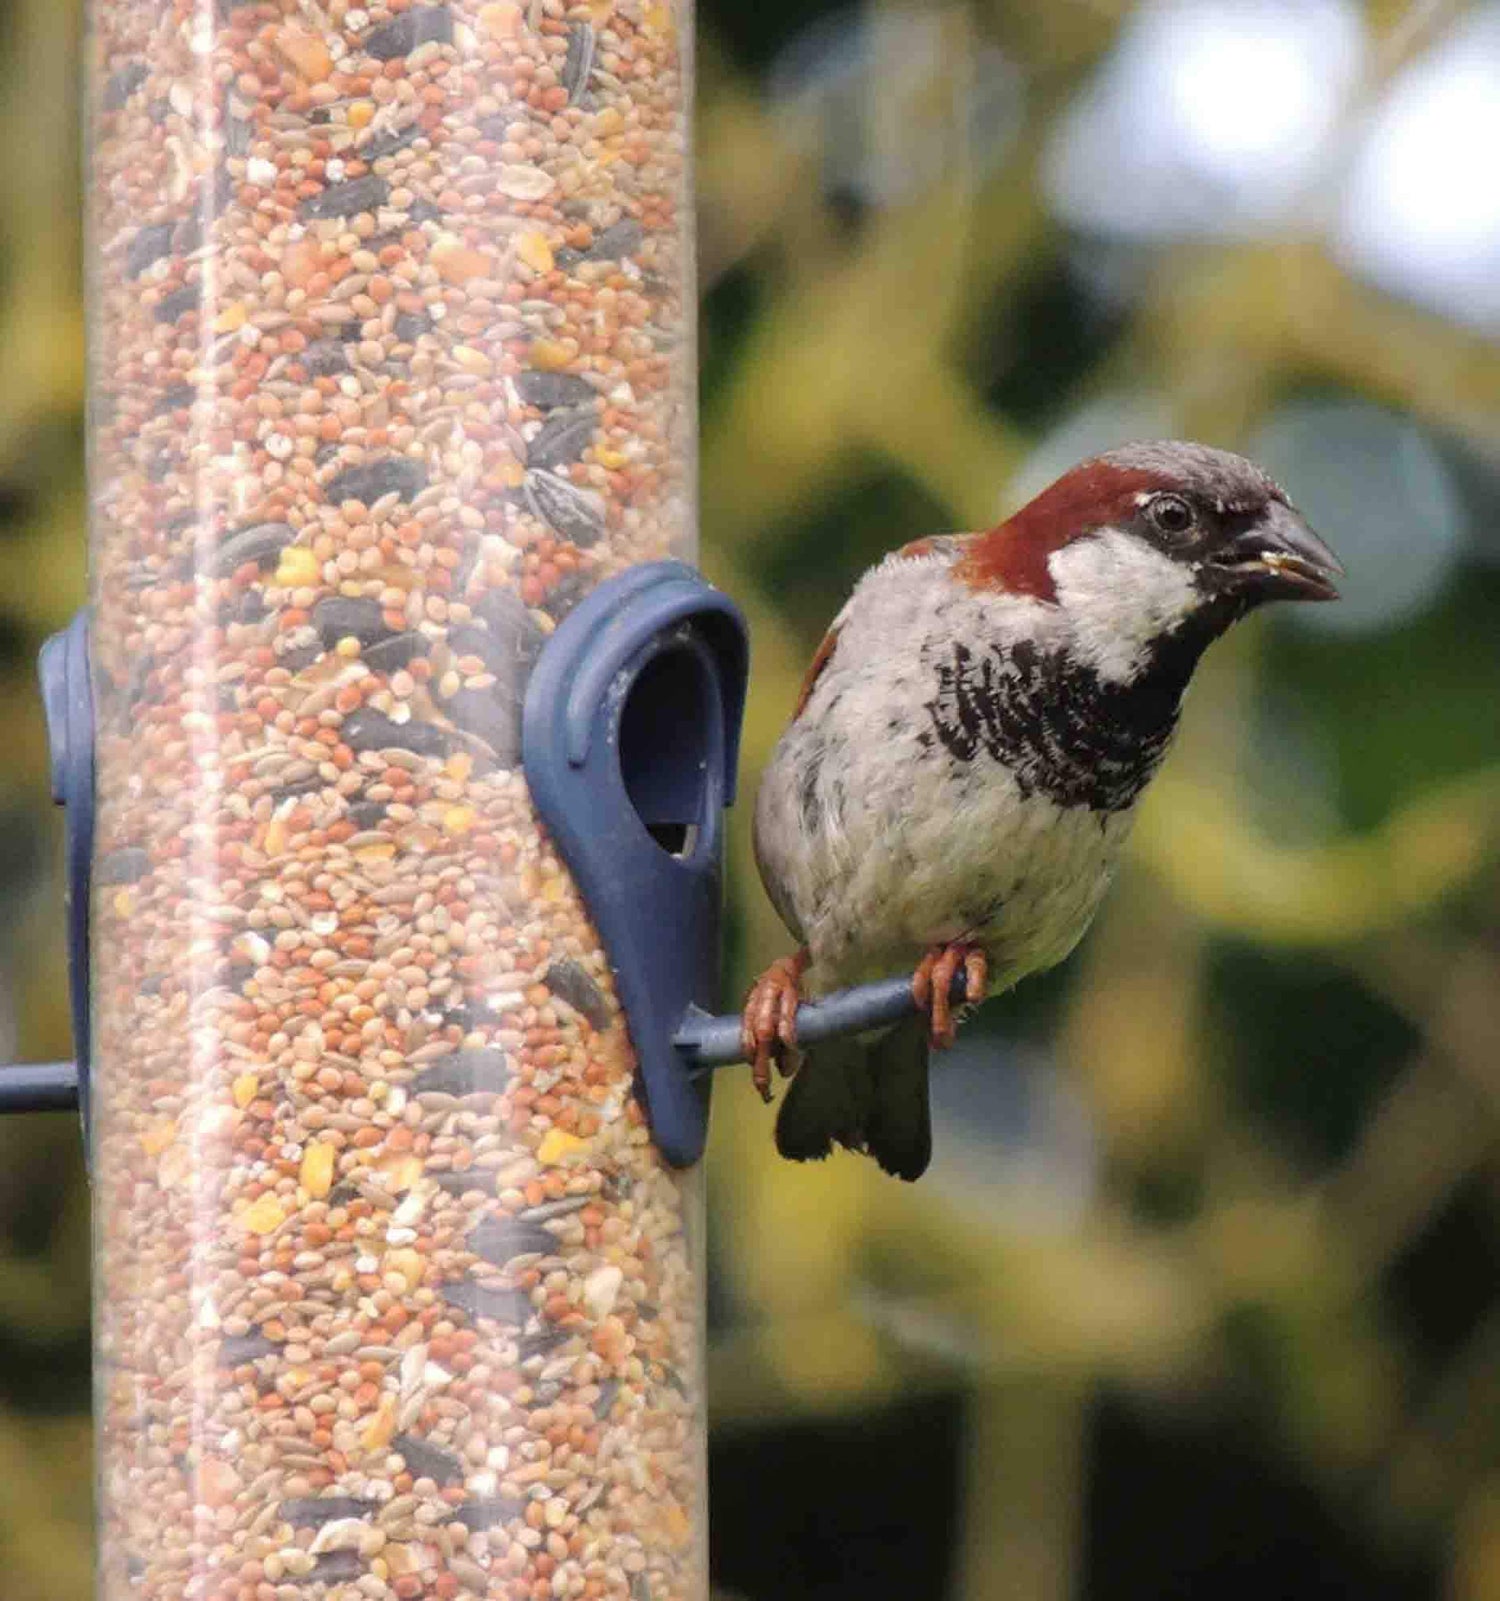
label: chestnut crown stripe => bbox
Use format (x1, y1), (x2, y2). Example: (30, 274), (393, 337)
(956, 462), (1163, 603)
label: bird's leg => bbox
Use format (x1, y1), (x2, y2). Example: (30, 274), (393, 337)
(911, 944), (989, 1050)
(741, 948), (809, 1103)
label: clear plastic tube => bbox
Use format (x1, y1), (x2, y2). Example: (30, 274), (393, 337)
(86, 4), (703, 1597)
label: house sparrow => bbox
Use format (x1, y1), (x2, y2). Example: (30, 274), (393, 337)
(745, 441), (1341, 1180)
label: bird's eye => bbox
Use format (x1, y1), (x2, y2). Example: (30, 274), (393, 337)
(1149, 494), (1195, 538)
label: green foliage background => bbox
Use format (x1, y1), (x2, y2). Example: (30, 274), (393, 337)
(0, 2), (1496, 1598)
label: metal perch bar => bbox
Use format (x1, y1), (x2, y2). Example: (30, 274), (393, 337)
(0, 972), (968, 1108)
(677, 969), (970, 1074)
(0, 1061), (83, 1113)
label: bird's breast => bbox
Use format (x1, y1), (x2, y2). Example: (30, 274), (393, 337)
(921, 635), (1183, 814)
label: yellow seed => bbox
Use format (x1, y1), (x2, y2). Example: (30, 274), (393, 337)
(355, 841), (396, 863)
(300, 1140), (336, 1200)
(593, 446), (627, 470)
(385, 1248), (424, 1292)
(274, 26), (333, 83)
(477, 2), (522, 36)
(644, 3), (671, 31)
(243, 1194), (286, 1235)
(213, 302), (248, 333)
(377, 1152), (424, 1192)
(362, 1395), (397, 1452)
(335, 635), (363, 659)
(528, 338), (572, 372)
(140, 1118), (178, 1158)
(372, 563), (418, 591)
(442, 805), (477, 837)
(516, 231), (554, 274)
(661, 1501), (692, 1549)
(264, 816), (287, 856)
(348, 100), (376, 130)
(498, 460), (526, 488)
(232, 1072), (259, 1109)
(445, 752), (475, 783)
(537, 1129), (586, 1166)
(274, 546), (320, 588)
(452, 344), (492, 376)
(592, 107), (623, 139)
(112, 887), (135, 918)
(588, 0), (615, 22)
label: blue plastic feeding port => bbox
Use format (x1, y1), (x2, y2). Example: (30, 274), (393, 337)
(522, 562), (748, 1167)
(36, 610), (95, 1152)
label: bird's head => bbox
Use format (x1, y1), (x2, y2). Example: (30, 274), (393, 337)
(962, 440), (1342, 680)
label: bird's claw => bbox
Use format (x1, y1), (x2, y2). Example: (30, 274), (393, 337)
(911, 944), (988, 1050)
(741, 950), (808, 1102)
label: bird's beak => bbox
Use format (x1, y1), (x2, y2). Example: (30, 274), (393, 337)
(1214, 502), (1343, 603)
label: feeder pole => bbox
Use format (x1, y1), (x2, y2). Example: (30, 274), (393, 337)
(84, 5), (708, 1597)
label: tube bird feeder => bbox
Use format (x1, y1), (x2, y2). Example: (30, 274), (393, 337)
(81, 5), (719, 1598)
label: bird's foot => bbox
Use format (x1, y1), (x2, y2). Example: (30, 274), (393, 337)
(741, 949), (809, 1102)
(911, 944), (988, 1050)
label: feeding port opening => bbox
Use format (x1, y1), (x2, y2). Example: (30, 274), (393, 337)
(619, 642), (715, 861)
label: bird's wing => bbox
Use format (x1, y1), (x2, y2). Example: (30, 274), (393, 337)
(793, 535), (971, 719)
(792, 623), (842, 719)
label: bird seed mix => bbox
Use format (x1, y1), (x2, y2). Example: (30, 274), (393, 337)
(86, 3), (702, 1598)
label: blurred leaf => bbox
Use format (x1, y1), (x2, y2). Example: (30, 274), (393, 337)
(1206, 943), (1419, 1167)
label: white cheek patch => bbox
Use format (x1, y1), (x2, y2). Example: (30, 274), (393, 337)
(1048, 529), (1202, 682)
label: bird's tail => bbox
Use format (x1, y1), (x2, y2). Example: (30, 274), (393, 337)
(774, 1013), (931, 1181)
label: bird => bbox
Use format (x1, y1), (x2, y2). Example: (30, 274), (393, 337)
(743, 440), (1342, 1180)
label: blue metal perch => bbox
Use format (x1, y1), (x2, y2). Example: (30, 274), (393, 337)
(0, 974), (959, 1110)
